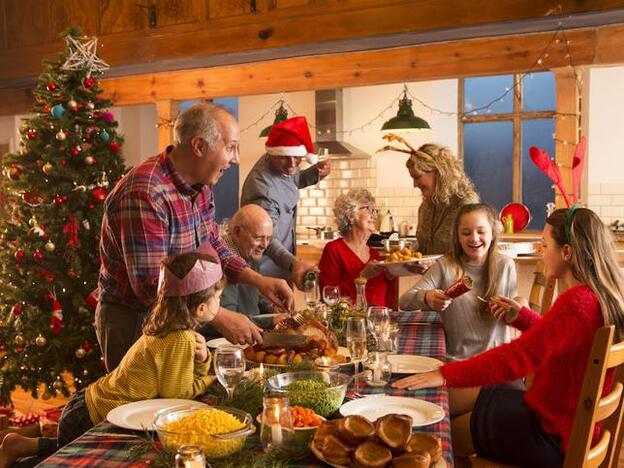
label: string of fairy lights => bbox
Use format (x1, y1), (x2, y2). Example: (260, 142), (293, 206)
(240, 23), (583, 139)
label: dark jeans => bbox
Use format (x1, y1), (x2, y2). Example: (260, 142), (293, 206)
(12, 389), (93, 467)
(95, 301), (149, 371)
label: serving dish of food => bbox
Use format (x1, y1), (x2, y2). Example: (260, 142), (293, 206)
(310, 414), (446, 467)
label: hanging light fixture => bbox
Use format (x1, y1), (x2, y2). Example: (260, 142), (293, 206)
(259, 100), (289, 138)
(381, 84), (431, 132)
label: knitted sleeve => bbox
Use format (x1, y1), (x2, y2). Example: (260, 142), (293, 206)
(398, 259), (447, 311)
(441, 287), (599, 387)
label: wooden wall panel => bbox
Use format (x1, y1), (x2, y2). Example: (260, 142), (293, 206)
(98, 0), (146, 34)
(155, 0), (201, 27)
(207, 0), (254, 19)
(272, 0), (311, 9)
(50, 0), (99, 41)
(5, 0), (50, 48)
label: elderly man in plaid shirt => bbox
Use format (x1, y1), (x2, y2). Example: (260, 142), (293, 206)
(96, 103), (294, 371)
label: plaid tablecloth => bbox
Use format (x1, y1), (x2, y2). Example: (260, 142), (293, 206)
(38, 310), (452, 467)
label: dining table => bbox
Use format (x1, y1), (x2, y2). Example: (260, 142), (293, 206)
(37, 310), (453, 467)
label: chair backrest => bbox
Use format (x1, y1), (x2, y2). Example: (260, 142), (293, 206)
(528, 260), (556, 314)
(565, 325), (624, 468)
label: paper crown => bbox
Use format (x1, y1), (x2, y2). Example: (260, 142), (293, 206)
(265, 116), (316, 163)
(158, 258), (223, 297)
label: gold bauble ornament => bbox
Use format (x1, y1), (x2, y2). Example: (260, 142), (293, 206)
(44, 241), (55, 252)
(84, 156), (95, 165)
(52, 380), (63, 391)
(42, 162), (53, 175)
(14, 334), (24, 346)
(35, 334), (47, 347)
(55, 131), (66, 141)
(41, 391), (52, 400)
(75, 347), (86, 358)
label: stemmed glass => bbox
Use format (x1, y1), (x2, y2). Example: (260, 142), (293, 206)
(367, 306), (390, 351)
(214, 346), (245, 400)
(322, 285), (340, 307)
(304, 280), (321, 310)
(346, 317), (367, 394)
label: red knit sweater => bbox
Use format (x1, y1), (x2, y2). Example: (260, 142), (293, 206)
(319, 238), (395, 308)
(441, 285), (608, 450)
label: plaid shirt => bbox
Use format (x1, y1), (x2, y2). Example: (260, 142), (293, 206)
(98, 148), (247, 309)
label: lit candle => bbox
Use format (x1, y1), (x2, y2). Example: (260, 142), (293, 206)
(271, 405), (282, 445)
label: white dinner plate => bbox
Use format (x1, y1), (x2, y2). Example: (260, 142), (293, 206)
(107, 399), (208, 430)
(387, 354), (443, 374)
(379, 255), (443, 276)
(340, 395), (445, 427)
(206, 337), (233, 348)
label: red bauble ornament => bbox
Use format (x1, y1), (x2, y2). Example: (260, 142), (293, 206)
(68, 271), (77, 279)
(42, 103), (51, 113)
(85, 290), (98, 311)
(32, 250), (44, 261)
(83, 77), (94, 88)
(14, 249), (25, 260)
(8, 166), (22, 180)
(70, 146), (80, 157)
(92, 187), (107, 201)
(26, 130), (37, 140)
(44, 291), (54, 302)
(88, 203), (95, 209)
(110, 141), (120, 153)
(53, 195), (64, 204)
(46, 82), (57, 91)
(11, 304), (23, 315)
(82, 341), (92, 352)
(60, 160), (67, 166)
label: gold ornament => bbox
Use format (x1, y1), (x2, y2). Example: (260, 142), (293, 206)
(52, 380), (63, 391)
(41, 391), (52, 400)
(55, 131), (66, 141)
(75, 347), (86, 358)
(82, 219), (90, 230)
(14, 334), (24, 346)
(44, 241), (55, 252)
(35, 334), (47, 347)
(84, 156), (95, 165)
(67, 100), (78, 110)
(42, 162), (53, 175)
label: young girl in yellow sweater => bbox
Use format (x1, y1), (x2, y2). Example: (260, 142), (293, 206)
(0, 250), (224, 467)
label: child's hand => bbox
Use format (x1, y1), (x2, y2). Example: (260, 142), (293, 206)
(391, 369), (444, 390)
(425, 290), (452, 312)
(193, 331), (209, 363)
(489, 296), (523, 323)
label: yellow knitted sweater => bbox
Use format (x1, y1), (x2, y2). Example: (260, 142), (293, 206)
(85, 330), (212, 424)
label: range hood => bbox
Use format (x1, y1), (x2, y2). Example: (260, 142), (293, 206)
(315, 89), (370, 160)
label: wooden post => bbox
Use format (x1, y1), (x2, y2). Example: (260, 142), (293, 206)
(553, 67), (581, 208)
(155, 100), (179, 149)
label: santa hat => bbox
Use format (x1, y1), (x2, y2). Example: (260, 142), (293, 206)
(265, 116), (318, 164)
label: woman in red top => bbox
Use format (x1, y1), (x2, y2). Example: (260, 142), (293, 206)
(319, 189), (395, 308)
(393, 207), (624, 467)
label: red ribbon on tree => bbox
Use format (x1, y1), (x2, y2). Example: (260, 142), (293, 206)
(63, 215), (79, 247)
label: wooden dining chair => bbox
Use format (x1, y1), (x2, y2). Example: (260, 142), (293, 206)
(528, 259), (556, 314)
(470, 325), (624, 468)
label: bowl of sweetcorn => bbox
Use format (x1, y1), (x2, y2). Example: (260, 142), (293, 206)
(154, 406), (255, 458)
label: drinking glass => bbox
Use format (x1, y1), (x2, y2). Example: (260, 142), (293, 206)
(364, 351), (392, 387)
(322, 285), (340, 307)
(260, 396), (294, 451)
(304, 280), (320, 309)
(367, 306), (389, 351)
(346, 316), (367, 394)
(214, 346), (245, 400)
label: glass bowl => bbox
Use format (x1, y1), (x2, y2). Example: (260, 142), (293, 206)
(265, 371), (350, 418)
(153, 405), (255, 458)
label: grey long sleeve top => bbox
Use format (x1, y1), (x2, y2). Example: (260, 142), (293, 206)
(399, 254), (518, 361)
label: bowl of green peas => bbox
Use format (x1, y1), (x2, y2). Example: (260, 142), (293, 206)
(266, 371), (351, 418)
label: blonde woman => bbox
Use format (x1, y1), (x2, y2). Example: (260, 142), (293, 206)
(393, 207), (624, 467)
(407, 144), (479, 255)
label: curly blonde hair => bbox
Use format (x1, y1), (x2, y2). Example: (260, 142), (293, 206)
(334, 189), (376, 236)
(406, 143), (478, 205)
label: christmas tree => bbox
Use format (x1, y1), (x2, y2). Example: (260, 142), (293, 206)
(0, 28), (126, 404)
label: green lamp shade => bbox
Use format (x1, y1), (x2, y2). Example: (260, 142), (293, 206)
(381, 95), (431, 132)
(259, 103), (289, 138)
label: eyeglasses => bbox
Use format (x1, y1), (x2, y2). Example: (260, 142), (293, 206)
(359, 206), (379, 215)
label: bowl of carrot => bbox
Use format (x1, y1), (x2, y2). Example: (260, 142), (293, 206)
(257, 405), (325, 451)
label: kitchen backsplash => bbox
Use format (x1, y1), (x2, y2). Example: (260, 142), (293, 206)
(297, 157), (423, 238)
(588, 183), (624, 228)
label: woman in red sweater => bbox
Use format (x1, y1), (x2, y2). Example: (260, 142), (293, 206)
(393, 207), (624, 467)
(319, 189), (395, 308)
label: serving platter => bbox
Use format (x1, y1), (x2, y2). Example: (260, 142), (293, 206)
(378, 255), (442, 276)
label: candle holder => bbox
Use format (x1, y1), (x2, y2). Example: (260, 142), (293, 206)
(174, 445), (206, 467)
(364, 352), (392, 387)
(260, 396), (294, 452)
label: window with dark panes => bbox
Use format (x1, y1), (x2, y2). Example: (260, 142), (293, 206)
(461, 72), (556, 230)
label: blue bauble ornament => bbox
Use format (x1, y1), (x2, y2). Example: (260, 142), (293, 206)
(51, 104), (65, 119)
(100, 130), (110, 142)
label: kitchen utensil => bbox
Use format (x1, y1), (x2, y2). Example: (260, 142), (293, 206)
(500, 203), (532, 232)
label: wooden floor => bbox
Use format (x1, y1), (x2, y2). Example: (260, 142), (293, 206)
(7, 387), (624, 466)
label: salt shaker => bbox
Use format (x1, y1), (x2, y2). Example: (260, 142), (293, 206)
(175, 445), (206, 468)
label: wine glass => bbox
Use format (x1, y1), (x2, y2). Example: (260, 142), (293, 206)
(322, 285), (340, 307)
(214, 346), (245, 400)
(367, 306), (389, 351)
(304, 281), (321, 310)
(346, 317), (367, 395)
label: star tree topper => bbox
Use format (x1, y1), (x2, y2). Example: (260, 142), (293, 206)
(61, 35), (110, 77)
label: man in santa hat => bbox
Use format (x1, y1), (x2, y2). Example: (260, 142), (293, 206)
(241, 116), (331, 287)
